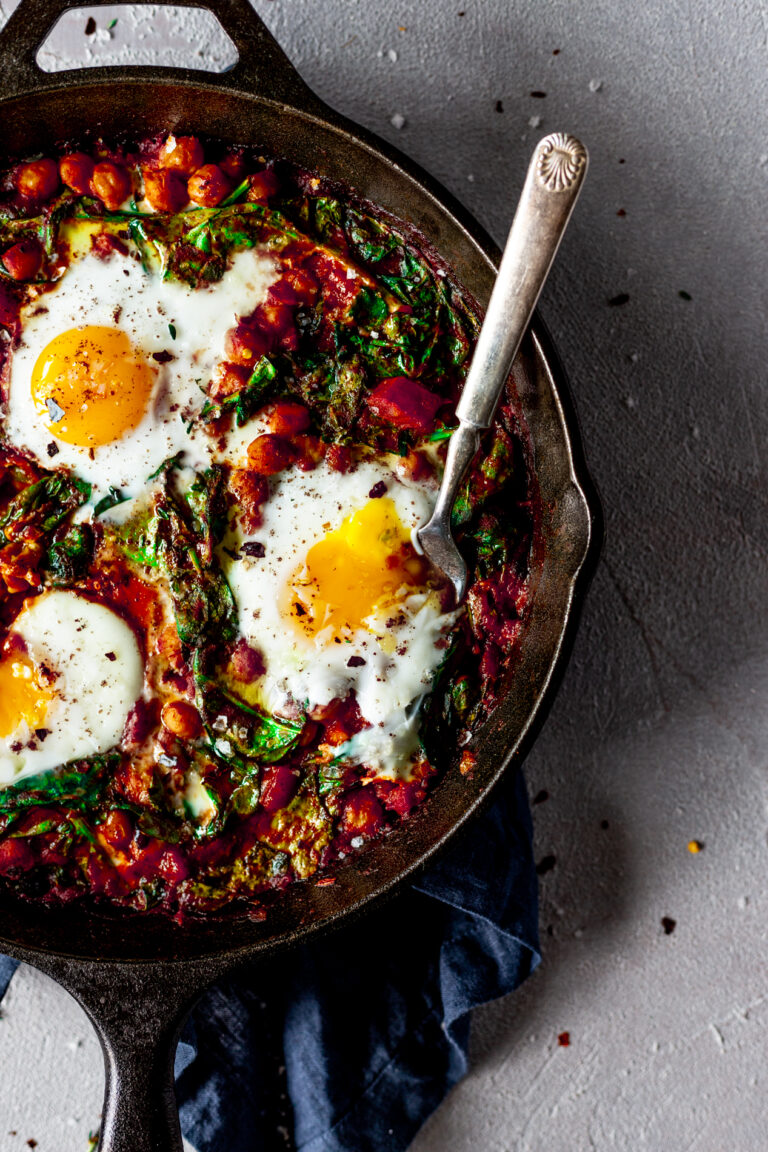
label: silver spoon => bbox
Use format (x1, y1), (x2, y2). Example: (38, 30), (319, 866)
(417, 132), (588, 602)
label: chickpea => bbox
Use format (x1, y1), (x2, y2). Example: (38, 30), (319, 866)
(159, 134), (205, 175)
(219, 151), (248, 181)
(246, 168), (280, 204)
(228, 468), (268, 532)
(155, 623), (184, 671)
(224, 322), (269, 367)
(90, 162), (133, 211)
(209, 361), (249, 402)
(15, 158), (59, 202)
(1, 239), (43, 282)
(59, 152), (95, 195)
(396, 448), (432, 483)
(283, 266), (319, 305)
(246, 433), (296, 476)
(293, 434), (325, 472)
(161, 699), (202, 741)
(142, 166), (188, 214)
(265, 401), (310, 437)
(187, 163), (231, 208)
(98, 810), (134, 852)
(341, 789), (384, 836)
(326, 444), (353, 473)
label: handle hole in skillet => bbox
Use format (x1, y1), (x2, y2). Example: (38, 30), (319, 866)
(33, 3), (238, 73)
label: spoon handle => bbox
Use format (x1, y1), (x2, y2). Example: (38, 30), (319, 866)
(456, 132), (588, 429)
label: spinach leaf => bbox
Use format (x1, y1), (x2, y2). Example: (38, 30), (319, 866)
(94, 486), (128, 516)
(46, 522), (94, 585)
(0, 752), (120, 813)
(193, 656), (304, 768)
(323, 355), (367, 439)
(200, 356), (277, 426)
(0, 473), (90, 547)
(115, 464), (237, 651)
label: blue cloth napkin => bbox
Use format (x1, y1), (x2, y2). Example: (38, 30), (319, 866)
(0, 766), (538, 1151)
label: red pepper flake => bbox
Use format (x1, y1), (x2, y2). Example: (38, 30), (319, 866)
(530, 90), (547, 98)
(241, 541), (266, 558)
(557, 1031), (570, 1047)
(347, 655), (366, 668)
(532, 788), (549, 804)
(661, 916), (676, 935)
(46, 442), (59, 457)
(608, 292), (630, 306)
(536, 854), (556, 875)
(34, 729), (49, 742)
(152, 350), (175, 364)
(105, 651), (117, 662)
(315, 876), (336, 886)
(459, 749), (476, 777)
(368, 481), (387, 499)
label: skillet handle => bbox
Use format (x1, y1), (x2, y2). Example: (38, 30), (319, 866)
(25, 955), (211, 1152)
(0, 0), (320, 107)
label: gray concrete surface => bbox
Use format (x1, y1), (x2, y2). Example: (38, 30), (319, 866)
(0, 0), (766, 1148)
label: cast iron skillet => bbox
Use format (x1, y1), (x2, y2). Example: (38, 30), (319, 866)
(0, 1), (601, 1147)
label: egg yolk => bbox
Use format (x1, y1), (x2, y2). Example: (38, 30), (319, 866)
(287, 497), (428, 641)
(30, 325), (155, 447)
(0, 650), (53, 740)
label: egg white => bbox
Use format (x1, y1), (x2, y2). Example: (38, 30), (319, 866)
(0, 591), (144, 786)
(221, 458), (458, 780)
(3, 233), (459, 788)
(5, 242), (278, 500)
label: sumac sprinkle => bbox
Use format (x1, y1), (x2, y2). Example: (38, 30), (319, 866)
(105, 652), (117, 662)
(241, 541), (266, 558)
(46, 442), (59, 457)
(347, 656), (366, 667)
(34, 729), (49, 742)
(368, 481), (387, 499)
(152, 350), (175, 363)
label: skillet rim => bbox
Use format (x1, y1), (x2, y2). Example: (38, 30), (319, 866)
(0, 8), (602, 969)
